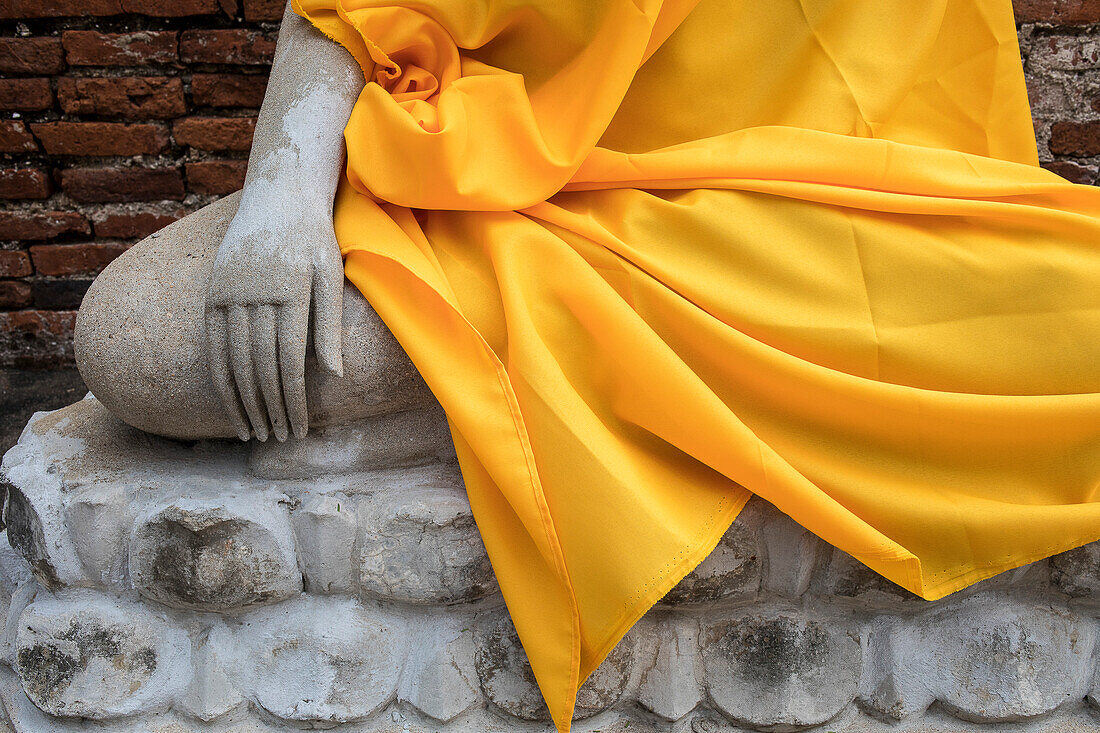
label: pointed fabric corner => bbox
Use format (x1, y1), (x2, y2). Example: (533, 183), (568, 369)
(295, 1), (1100, 730)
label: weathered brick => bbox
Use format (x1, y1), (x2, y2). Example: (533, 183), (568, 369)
(0, 169), (51, 200)
(1049, 120), (1100, 155)
(1030, 35), (1100, 70)
(1042, 160), (1098, 184)
(59, 167), (185, 202)
(192, 73), (267, 107)
(118, 0), (222, 15)
(180, 30), (277, 65)
(1013, 0), (1100, 23)
(243, 0), (284, 21)
(0, 309), (77, 367)
(0, 251), (32, 278)
(0, 281), (33, 310)
(0, 37), (65, 74)
(94, 210), (181, 239)
(31, 121), (169, 156)
(62, 31), (177, 66)
(0, 211), (89, 241)
(0, 0), (123, 19)
(30, 242), (129, 276)
(0, 78), (53, 111)
(0, 120), (37, 153)
(185, 160), (247, 194)
(173, 116), (255, 151)
(57, 76), (186, 119)
(31, 278), (93, 309)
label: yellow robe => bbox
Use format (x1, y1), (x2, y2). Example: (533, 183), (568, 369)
(292, 0), (1100, 729)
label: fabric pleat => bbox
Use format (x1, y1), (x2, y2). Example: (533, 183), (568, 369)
(291, 0), (1100, 729)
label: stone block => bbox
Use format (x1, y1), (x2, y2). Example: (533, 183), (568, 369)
(63, 483), (131, 586)
(761, 507), (821, 597)
(637, 615), (704, 721)
(865, 595), (1096, 724)
(175, 621), (245, 722)
(358, 480), (498, 605)
(397, 613), (479, 723)
(129, 491), (301, 611)
(233, 596), (405, 723)
(14, 589), (190, 718)
(291, 492), (358, 594)
(701, 608), (862, 731)
(3, 481), (82, 591)
(920, 596), (1094, 723)
(1051, 541), (1100, 597)
(475, 609), (635, 722)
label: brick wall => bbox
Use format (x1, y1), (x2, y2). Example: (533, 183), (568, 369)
(0, 0), (1099, 368)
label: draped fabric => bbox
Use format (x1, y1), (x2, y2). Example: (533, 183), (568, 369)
(291, 0), (1100, 729)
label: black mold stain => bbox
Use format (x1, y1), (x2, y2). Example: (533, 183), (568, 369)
(5, 487), (60, 589)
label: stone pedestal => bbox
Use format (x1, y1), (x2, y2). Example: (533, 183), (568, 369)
(1, 397), (1100, 732)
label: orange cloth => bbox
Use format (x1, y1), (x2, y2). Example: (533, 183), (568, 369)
(292, 0), (1100, 729)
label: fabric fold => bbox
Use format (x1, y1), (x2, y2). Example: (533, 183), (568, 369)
(292, 1), (1100, 730)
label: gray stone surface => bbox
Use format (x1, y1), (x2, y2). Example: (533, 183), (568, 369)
(129, 491), (302, 611)
(233, 596), (405, 723)
(14, 589), (190, 719)
(358, 481), (498, 605)
(4, 397), (1100, 732)
(702, 609), (862, 731)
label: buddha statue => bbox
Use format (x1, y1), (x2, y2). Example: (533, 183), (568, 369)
(3, 2), (1100, 732)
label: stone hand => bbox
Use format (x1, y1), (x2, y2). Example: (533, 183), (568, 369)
(205, 199), (344, 442)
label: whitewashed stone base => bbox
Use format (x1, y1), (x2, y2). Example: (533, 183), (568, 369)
(1, 397), (1099, 732)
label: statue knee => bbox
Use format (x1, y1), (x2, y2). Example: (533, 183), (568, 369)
(76, 194), (242, 440)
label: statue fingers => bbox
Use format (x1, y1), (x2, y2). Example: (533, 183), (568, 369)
(227, 304), (270, 442)
(312, 263), (344, 377)
(251, 304), (290, 442)
(278, 301), (310, 439)
(206, 307), (252, 442)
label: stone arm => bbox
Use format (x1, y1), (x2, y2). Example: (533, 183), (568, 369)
(206, 0), (365, 443)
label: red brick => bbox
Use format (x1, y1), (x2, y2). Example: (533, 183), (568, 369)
(32, 279), (92, 310)
(57, 76), (186, 119)
(1013, 0), (1100, 23)
(0, 0), (123, 19)
(63, 31), (177, 66)
(1049, 120), (1100, 155)
(192, 73), (267, 108)
(0, 169), (51, 200)
(30, 242), (129, 276)
(180, 30), (276, 65)
(31, 122), (169, 156)
(0, 78), (53, 112)
(185, 160), (247, 194)
(93, 210), (182, 239)
(0, 310), (78, 368)
(0, 37), (65, 74)
(59, 166), (184, 202)
(1041, 160), (1097, 184)
(0, 120), (37, 153)
(0, 251), (32, 277)
(173, 117), (255, 151)
(118, 0), (222, 15)
(0, 211), (89, 241)
(0, 281), (33, 310)
(243, 0), (284, 21)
